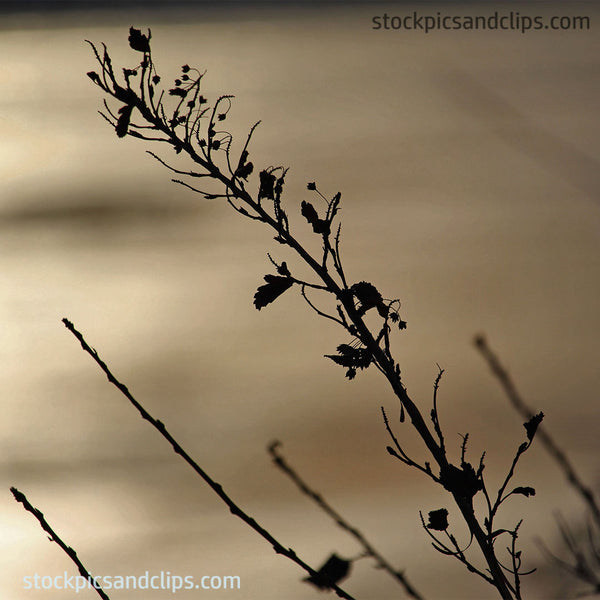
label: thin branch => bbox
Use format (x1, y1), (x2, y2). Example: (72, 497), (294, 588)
(268, 441), (425, 600)
(431, 365), (446, 452)
(301, 285), (346, 327)
(146, 151), (210, 177)
(11, 487), (110, 600)
(475, 335), (600, 526)
(382, 407), (439, 481)
(61, 318), (357, 600)
(419, 512), (493, 585)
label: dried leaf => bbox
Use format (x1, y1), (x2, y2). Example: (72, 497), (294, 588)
(301, 200), (329, 234)
(253, 275), (294, 310)
(276, 261), (291, 277)
(350, 281), (387, 316)
(524, 412), (544, 441)
(86, 71), (100, 85)
(426, 508), (449, 531)
(258, 170), (276, 200)
(116, 104), (134, 138)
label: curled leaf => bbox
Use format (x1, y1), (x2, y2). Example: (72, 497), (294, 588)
(301, 200), (329, 234)
(253, 275), (294, 310)
(524, 412), (544, 441)
(86, 71), (101, 84)
(235, 162), (253, 180)
(116, 104), (134, 138)
(350, 281), (388, 317)
(276, 261), (291, 277)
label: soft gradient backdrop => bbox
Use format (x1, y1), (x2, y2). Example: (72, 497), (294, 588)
(1, 2), (598, 599)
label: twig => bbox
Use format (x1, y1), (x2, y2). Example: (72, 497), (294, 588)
(11, 487), (110, 600)
(474, 335), (600, 526)
(62, 318), (357, 600)
(268, 441), (425, 599)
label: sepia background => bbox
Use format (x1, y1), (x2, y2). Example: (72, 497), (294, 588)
(1, 1), (598, 599)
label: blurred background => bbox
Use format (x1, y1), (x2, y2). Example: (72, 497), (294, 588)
(1, 1), (598, 599)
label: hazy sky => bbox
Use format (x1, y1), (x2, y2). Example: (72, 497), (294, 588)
(1, 3), (598, 599)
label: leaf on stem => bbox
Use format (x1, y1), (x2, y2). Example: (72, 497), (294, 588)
(426, 508), (449, 531)
(524, 412), (544, 441)
(87, 71), (101, 85)
(128, 27), (151, 53)
(350, 281), (388, 317)
(301, 201), (329, 234)
(116, 104), (134, 138)
(325, 344), (372, 380)
(512, 486), (536, 498)
(258, 170), (276, 200)
(303, 553), (351, 590)
(253, 275), (294, 310)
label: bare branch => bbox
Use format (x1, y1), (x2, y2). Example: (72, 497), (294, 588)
(11, 487), (110, 600)
(61, 318), (357, 600)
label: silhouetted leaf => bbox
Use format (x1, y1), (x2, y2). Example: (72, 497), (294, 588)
(426, 508), (449, 531)
(235, 162), (254, 180)
(276, 261), (291, 277)
(512, 486), (536, 497)
(303, 554), (351, 590)
(524, 412), (544, 441)
(307, 181), (316, 190)
(440, 463), (483, 499)
(325, 344), (372, 379)
(301, 201), (329, 234)
(169, 87), (187, 97)
(350, 281), (387, 317)
(258, 170), (276, 200)
(116, 104), (134, 138)
(301, 200), (318, 223)
(128, 27), (151, 53)
(253, 275), (294, 310)
(87, 71), (100, 84)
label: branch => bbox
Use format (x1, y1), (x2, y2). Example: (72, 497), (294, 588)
(11, 487), (110, 600)
(61, 318), (357, 600)
(475, 335), (600, 526)
(268, 441), (425, 599)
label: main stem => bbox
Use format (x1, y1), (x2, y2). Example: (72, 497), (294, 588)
(127, 94), (514, 599)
